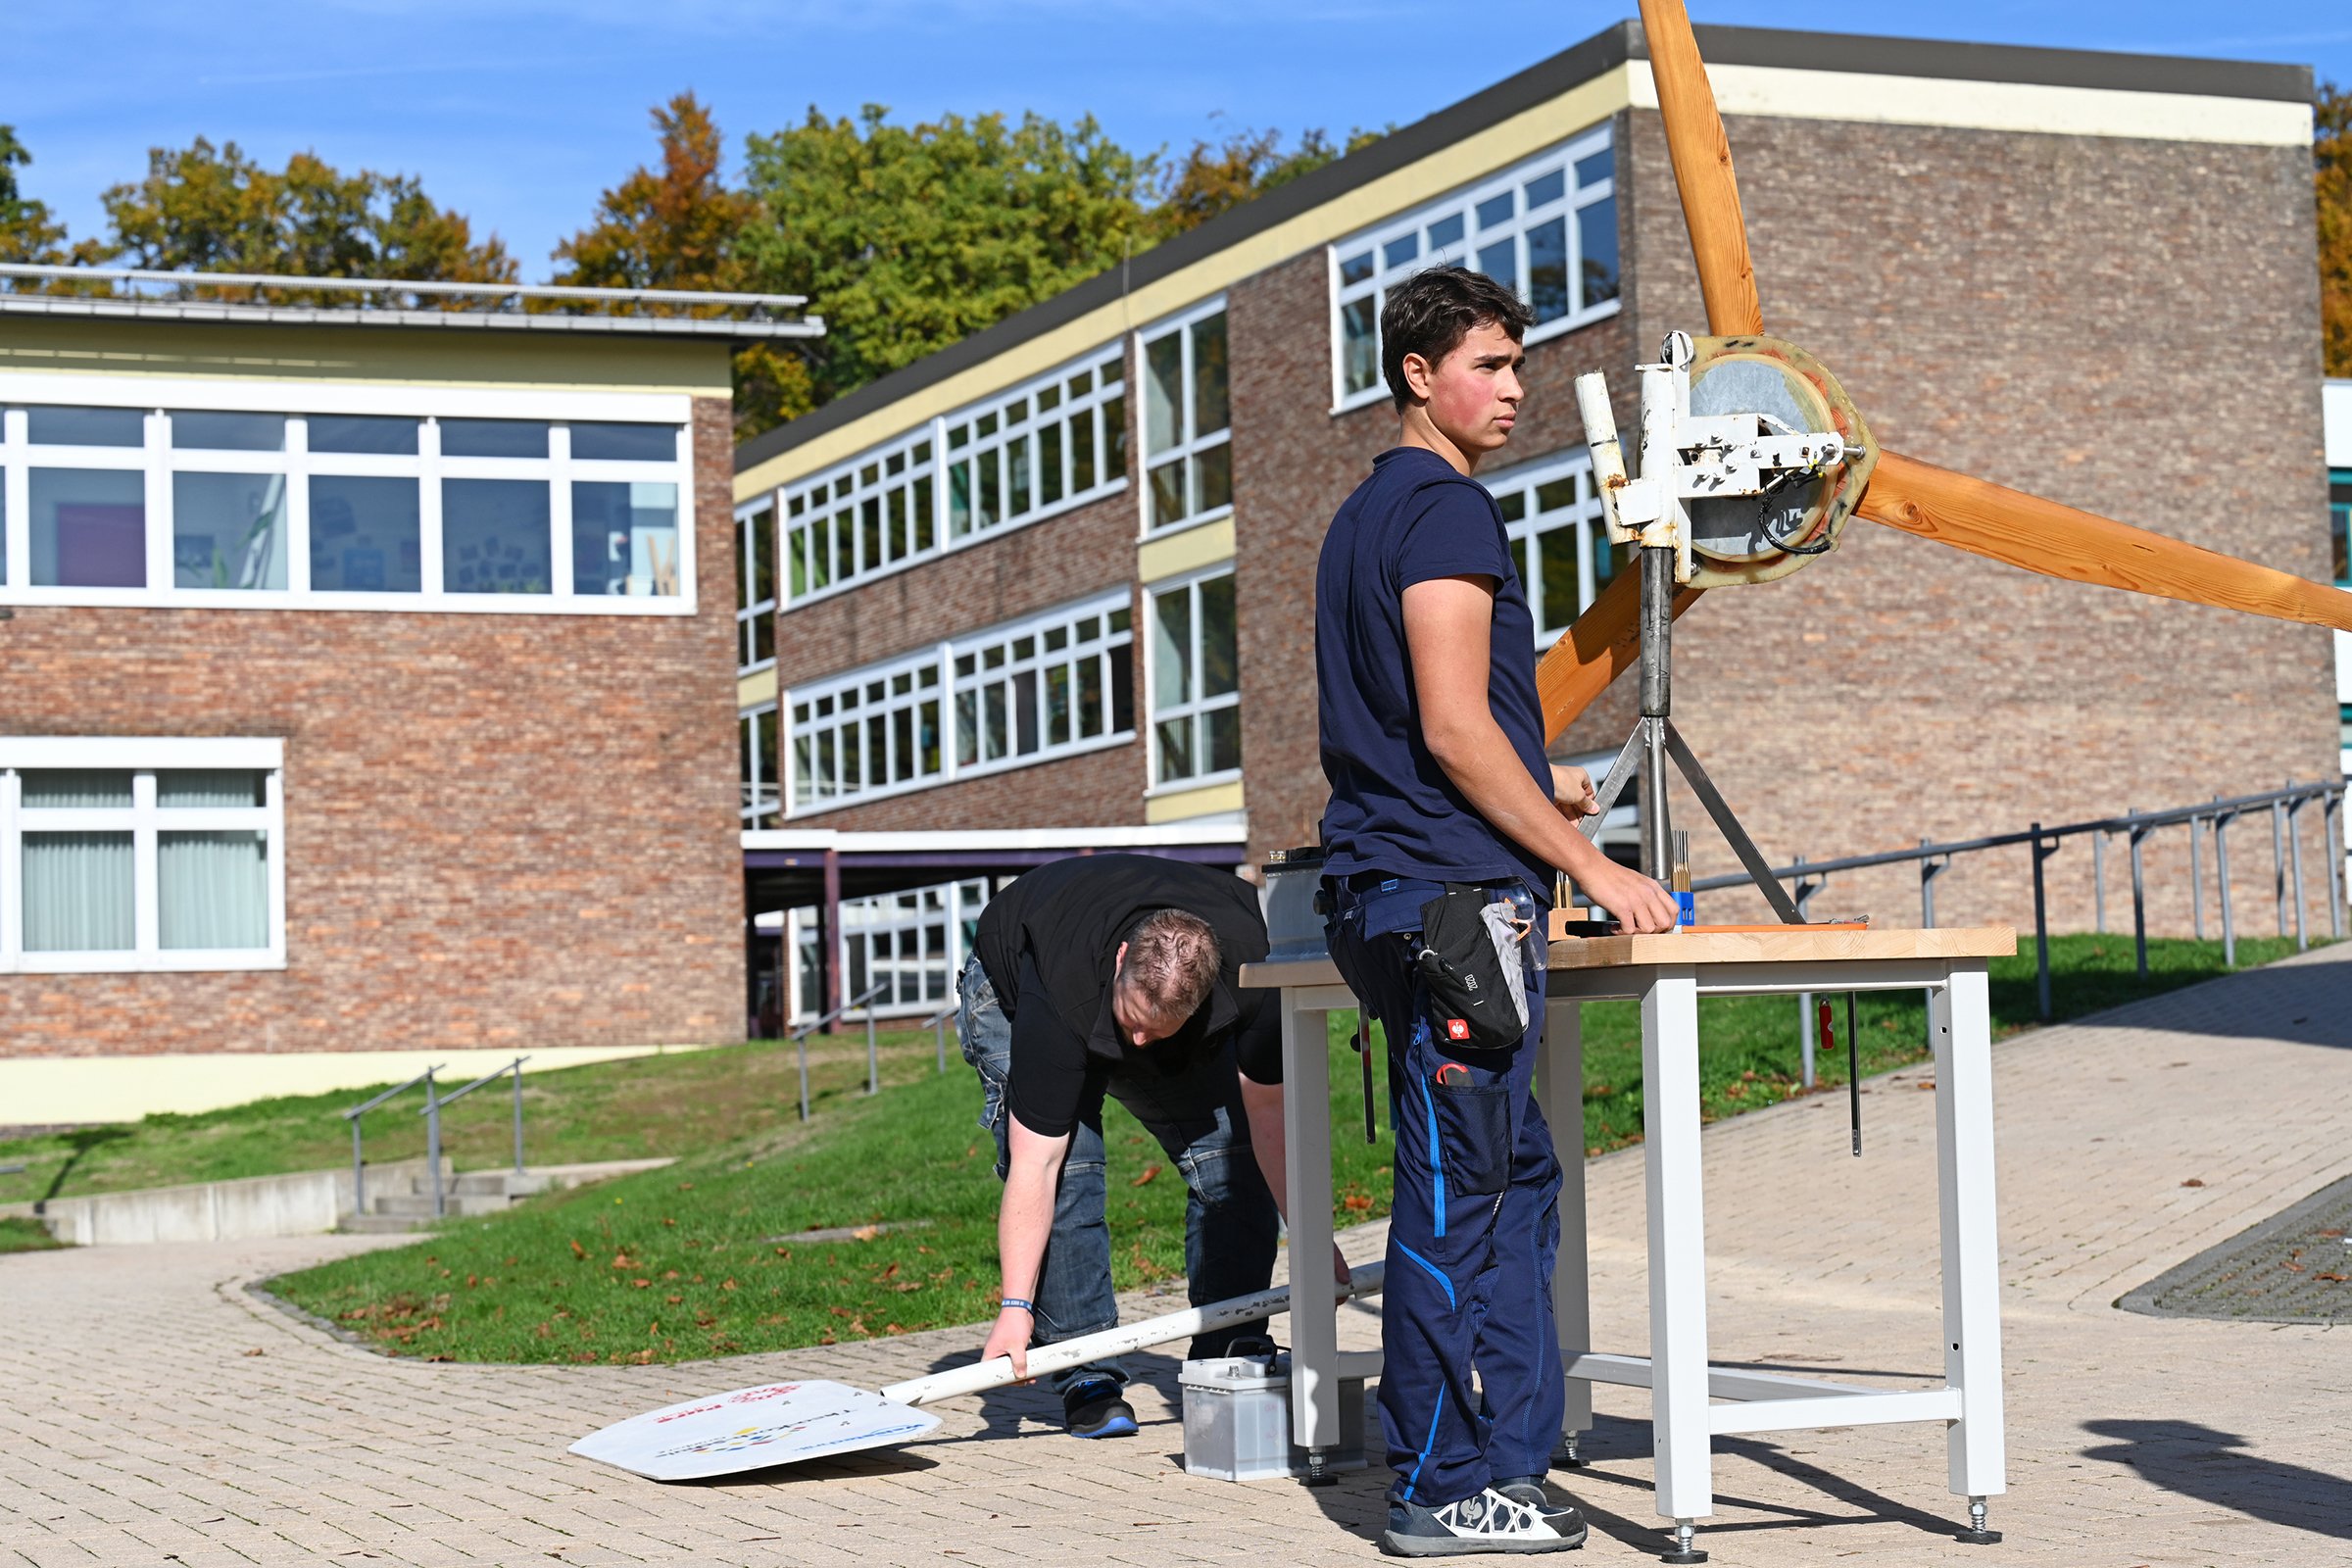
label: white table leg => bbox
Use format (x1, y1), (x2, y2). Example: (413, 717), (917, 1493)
(1281, 991), (1340, 1478)
(1642, 965), (1714, 1539)
(1933, 961), (2007, 1526)
(1540, 996), (1592, 1461)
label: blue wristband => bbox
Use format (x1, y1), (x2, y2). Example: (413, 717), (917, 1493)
(1000, 1298), (1033, 1313)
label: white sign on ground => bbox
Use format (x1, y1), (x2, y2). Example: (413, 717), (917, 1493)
(569, 1380), (941, 1481)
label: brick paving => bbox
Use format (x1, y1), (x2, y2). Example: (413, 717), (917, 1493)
(6, 949), (2351, 1567)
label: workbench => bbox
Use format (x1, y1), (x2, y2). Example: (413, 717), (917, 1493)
(1240, 925), (2016, 1560)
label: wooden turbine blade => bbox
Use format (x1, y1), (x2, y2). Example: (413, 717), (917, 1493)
(1537, 568), (1702, 742)
(1861, 451), (2352, 632)
(1639, 0), (1763, 336)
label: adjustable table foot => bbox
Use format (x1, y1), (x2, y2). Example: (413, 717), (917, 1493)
(1659, 1519), (1708, 1564)
(1298, 1447), (1338, 1489)
(1954, 1496), (2002, 1544)
(1554, 1433), (1591, 1469)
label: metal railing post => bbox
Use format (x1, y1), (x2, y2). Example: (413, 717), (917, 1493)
(2188, 813), (2205, 942)
(2287, 789), (2309, 953)
(798, 1033), (811, 1121)
(512, 1056), (526, 1175)
(2216, 809), (2236, 967)
(424, 1068), (443, 1219)
(867, 1006), (880, 1096)
(2328, 788), (2345, 940)
(351, 1119), (366, 1217)
(2031, 824), (2053, 1021)
(2273, 794), (2288, 938)
(2129, 813), (2148, 978)
(936, 1009), (949, 1074)
(2093, 830), (2107, 933)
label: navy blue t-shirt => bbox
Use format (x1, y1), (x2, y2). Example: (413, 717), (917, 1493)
(1316, 447), (1553, 896)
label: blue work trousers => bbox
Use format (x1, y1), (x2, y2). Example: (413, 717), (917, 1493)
(1327, 876), (1564, 1506)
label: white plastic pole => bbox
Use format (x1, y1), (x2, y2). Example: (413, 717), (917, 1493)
(879, 1262), (1385, 1407)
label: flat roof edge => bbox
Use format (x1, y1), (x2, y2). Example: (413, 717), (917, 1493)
(0, 295), (823, 341)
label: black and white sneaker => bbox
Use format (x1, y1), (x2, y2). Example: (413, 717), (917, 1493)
(1382, 1486), (1587, 1555)
(1062, 1378), (1137, 1439)
(1492, 1479), (1588, 1542)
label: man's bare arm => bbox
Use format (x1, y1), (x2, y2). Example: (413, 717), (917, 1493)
(1401, 574), (1679, 934)
(982, 1113), (1070, 1378)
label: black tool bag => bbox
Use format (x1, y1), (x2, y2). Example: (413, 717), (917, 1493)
(1412, 886), (1530, 1053)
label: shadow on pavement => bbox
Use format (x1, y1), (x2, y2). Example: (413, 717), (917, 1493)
(2081, 1419), (2352, 1541)
(2061, 954), (2352, 1051)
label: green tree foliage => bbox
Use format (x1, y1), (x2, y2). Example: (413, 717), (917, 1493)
(0, 124), (72, 265)
(94, 138), (514, 289)
(2320, 80), (2349, 377)
(1147, 124), (1388, 242)
(735, 106), (1157, 416)
(554, 93), (809, 437)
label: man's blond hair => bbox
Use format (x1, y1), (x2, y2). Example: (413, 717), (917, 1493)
(1118, 908), (1220, 1024)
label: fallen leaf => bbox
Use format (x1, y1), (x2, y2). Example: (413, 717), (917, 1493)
(878, 1261), (901, 1281)
(2181, 1179), (2206, 1188)
(1132, 1164), (1163, 1187)
(2315, 1272), (2348, 1283)
(773, 1247), (792, 1258)
(241, 1348), (265, 1358)
(568, 1239), (586, 1260)
(631, 1278), (651, 1289)
(1343, 1195), (1374, 1212)
(852, 1225), (880, 1241)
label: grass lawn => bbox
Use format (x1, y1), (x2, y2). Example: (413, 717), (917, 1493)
(0, 1215), (68, 1254)
(0, 1029), (963, 1210)
(266, 931), (2318, 1364)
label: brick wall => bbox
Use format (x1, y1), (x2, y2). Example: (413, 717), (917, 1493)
(0, 395), (747, 1058)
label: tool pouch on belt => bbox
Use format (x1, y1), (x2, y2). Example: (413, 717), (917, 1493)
(1412, 886), (1531, 1053)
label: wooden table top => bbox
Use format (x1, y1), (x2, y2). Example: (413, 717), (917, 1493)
(1239, 926), (2015, 989)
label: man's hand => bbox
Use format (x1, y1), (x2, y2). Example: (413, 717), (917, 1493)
(980, 1305), (1033, 1381)
(1583, 858), (1681, 934)
(1550, 763), (1600, 819)
(1332, 1245), (1352, 1289)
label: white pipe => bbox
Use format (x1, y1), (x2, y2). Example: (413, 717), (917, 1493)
(879, 1262), (1385, 1406)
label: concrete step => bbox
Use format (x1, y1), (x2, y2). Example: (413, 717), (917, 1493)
(366, 1193), (510, 1219)
(336, 1212), (423, 1235)
(336, 1158), (673, 1232)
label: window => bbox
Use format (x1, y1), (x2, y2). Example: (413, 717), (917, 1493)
(1149, 568), (1242, 786)
(785, 592), (1135, 814)
(1140, 303), (1231, 533)
(0, 387), (694, 612)
(1330, 124), (1619, 409)
(775, 345), (1128, 606)
(736, 500), (777, 672)
(0, 738), (284, 973)
(945, 352), (1126, 546)
(1488, 451), (1617, 641)
(790, 876), (990, 1024)
(2331, 470), (2351, 586)
(740, 704), (780, 825)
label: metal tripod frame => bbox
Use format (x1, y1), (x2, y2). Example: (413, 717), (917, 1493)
(1580, 542), (1803, 924)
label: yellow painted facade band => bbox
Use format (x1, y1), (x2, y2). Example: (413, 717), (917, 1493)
(0, 1044), (715, 1126)
(1137, 516), (1238, 585)
(737, 666), (779, 710)
(1145, 778), (1247, 825)
(0, 318), (731, 397)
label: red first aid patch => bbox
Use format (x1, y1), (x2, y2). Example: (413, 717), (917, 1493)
(1446, 1018), (1470, 1041)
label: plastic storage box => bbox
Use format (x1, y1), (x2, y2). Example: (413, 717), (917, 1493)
(1179, 1352), (1367, 1482)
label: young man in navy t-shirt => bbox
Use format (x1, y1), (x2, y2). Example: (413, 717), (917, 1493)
(1317, 267), (1678, 1555)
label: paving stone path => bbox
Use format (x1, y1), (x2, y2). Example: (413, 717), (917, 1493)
(6, 948), (2351, 1567)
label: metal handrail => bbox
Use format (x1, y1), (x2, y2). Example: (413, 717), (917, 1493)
(415, 1056), (531, 1220)
(922, 1001), (957, 1075)
(1669, 777), (2343, 1030)
(341, 1066), (441, 1217)
(787, 982), (889, 1120)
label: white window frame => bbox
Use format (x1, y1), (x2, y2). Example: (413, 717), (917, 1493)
(782, 589), (1135, 816)
(1483, 449), (1616, 642)
(1145, 564), (1243, 793)
(1328, 122), (1620, 414)
(782, 424), (935, 604)
(741, 702), (781, 824)
(775, 342), (1129, 611)
(0, 373), (697, 614)
(786, 646), (950, 814)
(0, 736), (286, 974)
(1137, 298), (1232, 537)
(735, 498), (777, 674)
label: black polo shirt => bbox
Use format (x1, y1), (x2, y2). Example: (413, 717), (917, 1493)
(973, 854), (1279, 1138)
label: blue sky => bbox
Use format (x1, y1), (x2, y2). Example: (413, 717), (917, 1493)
(10, 2), (2346, 279)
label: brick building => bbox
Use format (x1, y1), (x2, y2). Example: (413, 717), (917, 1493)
(735, 22), (2339, 1018)
(0, 276), (812, 1122)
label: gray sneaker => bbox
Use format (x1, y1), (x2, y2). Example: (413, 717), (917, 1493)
(1382, 1486), (1587, 1555)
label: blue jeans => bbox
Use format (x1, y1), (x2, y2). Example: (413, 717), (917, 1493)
(956, 955), (1279, 1398)
(1326, 876), (1564, 1506)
